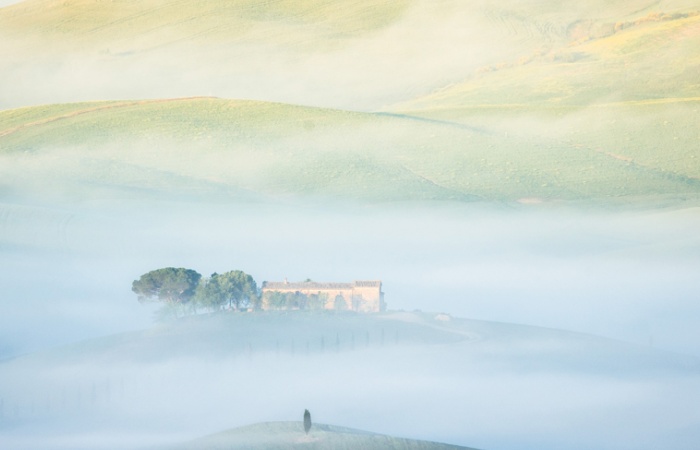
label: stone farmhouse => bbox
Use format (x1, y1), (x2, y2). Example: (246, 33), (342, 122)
(261, 280), (385, 313)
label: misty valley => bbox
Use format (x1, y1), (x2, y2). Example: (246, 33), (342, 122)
(2, 0), (700, 448)
(4, 305), (700, 450)
(1, 201), (700, 450)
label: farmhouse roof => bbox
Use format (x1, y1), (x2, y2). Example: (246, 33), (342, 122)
(262, 280), (381, 290)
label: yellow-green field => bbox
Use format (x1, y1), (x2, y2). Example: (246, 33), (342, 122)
(395, 11), (700, 110)
(1, 0), (698, 206)
(0, 0), (412, 51)
(1, 97), (698, 205)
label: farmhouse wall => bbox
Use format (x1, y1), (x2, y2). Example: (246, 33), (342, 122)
(261, 280), (384, 312)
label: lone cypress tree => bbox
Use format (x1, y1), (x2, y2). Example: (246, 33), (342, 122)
(303, 409), (312, 434)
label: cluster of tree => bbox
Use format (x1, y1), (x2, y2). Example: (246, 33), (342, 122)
(132, 267), (258, 317)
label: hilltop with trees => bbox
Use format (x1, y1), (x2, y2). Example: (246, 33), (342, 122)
(132, 268), (259, 318)
(132, 269), (383, 318)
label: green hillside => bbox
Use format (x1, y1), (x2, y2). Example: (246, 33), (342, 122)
(395, 12), (700, 111)
(1, 0), (699, 205)
(167, 421), (477, 450)
(0, 0), (411, 51)
(2, 0), (695, 52)
(4, 0), (699, 111)
(1, 97), (698, 205)
(387, 8), (700, 203)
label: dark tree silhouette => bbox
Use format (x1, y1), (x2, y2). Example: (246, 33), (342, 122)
(303, 409), (312, 434)
(132, 267), (201, 306)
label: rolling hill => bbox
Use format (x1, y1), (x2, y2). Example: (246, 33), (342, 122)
(2, 0), (699, 110)
(1, 96), (698, 205)
(387, 5), (700, 206)
(1, 2), (700, 449)
(166, 421), (478, 450)
(390, 8), (700, 188)
(3, 0), (695, 63)
(1, 0), (699, 206)
(395, 10), (700, 111)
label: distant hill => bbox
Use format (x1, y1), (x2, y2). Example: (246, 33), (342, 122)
(3, 0), (695, 68)
(2, 0), (698, 110)
(394, 10), (700, 112)
(390, 9), (700, 191)
(0, 0), (411, 49)
(165, 421), (478, 450)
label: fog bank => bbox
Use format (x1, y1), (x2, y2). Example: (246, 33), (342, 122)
(1, 200), (699, 357)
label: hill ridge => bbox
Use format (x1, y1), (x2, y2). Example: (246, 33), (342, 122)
(167, 420), (479, 449)
(2, 97), (699, 206)
(0, 96), (219, 137)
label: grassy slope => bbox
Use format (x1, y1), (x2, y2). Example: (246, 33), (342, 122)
(0, 98), (470, 202)
(2, 0), (695, 107)
(1, 1), (698, 205)
(396, 12), (700, 109)
(390, 10), (700, 203)
(169, 421), (476, 450)
(3, 0), (694, 45)
(0, 0), (412, 51)
(1, 97), (698, 205)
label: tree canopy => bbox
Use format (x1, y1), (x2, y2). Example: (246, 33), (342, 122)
(132, 267), (201, 306)
(133, 267), (259, 316)
(195, 270), (259, 311)
(216, 270), (258, 310)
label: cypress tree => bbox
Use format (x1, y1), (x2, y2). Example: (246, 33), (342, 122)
(303, 409), (312, 434)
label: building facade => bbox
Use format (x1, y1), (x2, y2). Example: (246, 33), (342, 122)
(261, 280), (385, 313)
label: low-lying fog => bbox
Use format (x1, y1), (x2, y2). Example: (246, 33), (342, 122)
(1, 198), (699, 449)
(2, 200), (699, 357)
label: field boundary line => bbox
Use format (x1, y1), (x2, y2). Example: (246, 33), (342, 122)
(0, 96), (217, 139)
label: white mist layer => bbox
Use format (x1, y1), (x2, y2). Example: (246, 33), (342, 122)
(1, 317), (699, 450)
(1, 201), (699, 357)
(1, 199), (699, 450)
